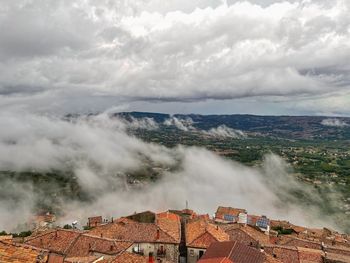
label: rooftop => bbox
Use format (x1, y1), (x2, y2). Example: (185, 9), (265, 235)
(186, 219), (229, 248)
(198, 241), (265, 263)
(0, 240), (49, 263)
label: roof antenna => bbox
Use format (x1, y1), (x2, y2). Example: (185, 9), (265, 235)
(186, 200), (188, 210)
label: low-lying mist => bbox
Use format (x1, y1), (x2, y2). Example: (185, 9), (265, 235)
(0, 110), (347, 232)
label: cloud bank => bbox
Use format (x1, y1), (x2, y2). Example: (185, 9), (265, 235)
(0, 111), (345, 232)
(0, 0), (349, 114)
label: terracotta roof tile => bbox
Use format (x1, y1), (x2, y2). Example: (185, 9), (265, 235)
(112, 251), (148, 263)
(264, 245), (300, 263)
(25, 229), (81, 254)
(0, 240), (49, 263)
(157, 216), (181, 243)
(297, 247), (324, 263)
(47, 253), (65, 263)
(186, 219), (229, 248)
(221, 224), (270, 246)
(156, 211), (181, 221)
(88, 218), (180, 244)
(65, 234), (132, 257)
(64, 255), (101, 263)
(25, 229), (132, 259)
(198, 241), (265, 263)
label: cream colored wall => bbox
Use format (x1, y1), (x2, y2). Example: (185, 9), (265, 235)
(187, 247), (206, 263)
(127, 242), (180, 262)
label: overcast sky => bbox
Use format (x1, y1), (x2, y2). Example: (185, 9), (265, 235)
(0, 0), (349, 115)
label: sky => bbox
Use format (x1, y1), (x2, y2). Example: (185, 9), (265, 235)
(0, 0), (349, 115)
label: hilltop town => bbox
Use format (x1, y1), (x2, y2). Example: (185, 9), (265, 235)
(1, 206), (350, 263)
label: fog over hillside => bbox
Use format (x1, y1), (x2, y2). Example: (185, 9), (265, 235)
(0, 110), (344, 232)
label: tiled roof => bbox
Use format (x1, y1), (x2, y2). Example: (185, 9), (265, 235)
(0, 235), (13, 241)
(290, 225), (307, 234)
(264, 253), (283, 263)
(325, 252), (350, 262)
(47, 253), (65, 263)
(220, 224), (270, 245)
(186, 219), (229, 248)
(215, 207), (247, 219)
(157, 211), (181, 221)
(25, 229), (132, 259)
(88, 219), (180, 244)
(88, 216), (102, 225)
(157, 216), (181, 243)
(248, 215), (260, 226)
(241, 225), (270, 245)
(112, 251), (148, 263)
(278, 236), (322, 250)
(65, 234), (132, 257)
(64, 255), (101, 263)
(198, 241), (265, 263)
(0, 240), (49, 263)
(297, 247), (324, 263)
(25, 229), (81, 254)
(264, 245), (300, 263)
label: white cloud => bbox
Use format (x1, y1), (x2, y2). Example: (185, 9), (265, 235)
(203, 125), (246, 138)
(321, 118), (348, 127)
(164, 116), (195, 131)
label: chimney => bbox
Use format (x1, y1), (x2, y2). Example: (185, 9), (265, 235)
(148, 252), (155, 263)
(111, 217), (114, 223)
(100, 233), (103, 238)
(156, 229), (160, 240)
(110, 245), (114, 251)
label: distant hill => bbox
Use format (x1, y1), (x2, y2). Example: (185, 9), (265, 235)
(115, 112), (350, 140)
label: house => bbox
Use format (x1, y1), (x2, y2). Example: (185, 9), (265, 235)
(247, 215), (260, 227)
(238, 212), (248, 224)
(215, 207), (247, 223)
(197, 241), (265, 263)
(186, 219), (229, 263)
(87, 212), (181, 262)
(220, 224), (270, 248)
(31, 212), (56, 230)
(87, 216), (103, 228)
(256, 216), (270, 232)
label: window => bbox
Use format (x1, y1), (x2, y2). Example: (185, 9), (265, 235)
(224, 214), (235, 221)
(189, 249), (194, 256)
(199, 250), (204, 258)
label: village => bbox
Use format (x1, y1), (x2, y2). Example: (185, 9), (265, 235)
(1, 206), (350, 263)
